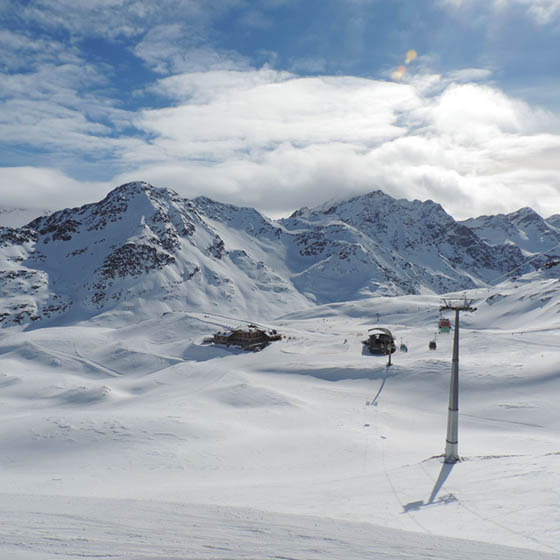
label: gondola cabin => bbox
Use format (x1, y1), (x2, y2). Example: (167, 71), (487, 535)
(438, 317), (451, 333)
(364, 327), (396, 355)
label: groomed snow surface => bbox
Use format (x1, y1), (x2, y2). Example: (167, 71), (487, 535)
(1, 278), (560, 559)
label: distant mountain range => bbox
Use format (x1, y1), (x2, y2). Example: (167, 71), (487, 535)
(0, 206), (51, 228)
(1, 182), (559, 327)
(460, 208), (560, 256)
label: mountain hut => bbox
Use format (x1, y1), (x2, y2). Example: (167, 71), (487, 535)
(210, 325), (281, 351)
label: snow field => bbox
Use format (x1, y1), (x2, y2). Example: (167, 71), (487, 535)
(3, 493), (560, 560)
(0, 282), (559, 557)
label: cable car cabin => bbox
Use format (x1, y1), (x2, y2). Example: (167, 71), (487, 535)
(363, 328), (396, 355)
(438, 317), (451, 333)
(429, 340), (437, 350)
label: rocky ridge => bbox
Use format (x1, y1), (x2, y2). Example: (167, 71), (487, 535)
(0, 182), (555, 327)
(460, 208), (560, 259)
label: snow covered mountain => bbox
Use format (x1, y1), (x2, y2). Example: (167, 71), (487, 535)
(547, 214), (560, 229)
(0, 182), (310, 327)
(2, 183), (560, 558)
(281, 190), (529, 301)
(461, 207), (560, 259)
(0, 182), (548, 327)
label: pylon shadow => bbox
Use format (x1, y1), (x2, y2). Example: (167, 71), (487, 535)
(428, 461), (455, 504)
(366, 365), (392, 406)
(402, 460), (457, 512)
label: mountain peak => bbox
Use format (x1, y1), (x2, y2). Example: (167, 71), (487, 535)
(109, 181), (174, 198)
(104, 181), (184, 209)
(547, 214), (560, 229)
(287, 189), (393, 220)
(287, 188), (451, 228)
(0, 182), (542, 328)
(461, 205), (559, 256)
(101, 181), (153, 206)
(112, 180), (149, 194)
(508, 206), (542, 223)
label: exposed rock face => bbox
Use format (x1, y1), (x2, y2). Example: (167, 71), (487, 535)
(0, 182), (545, 327)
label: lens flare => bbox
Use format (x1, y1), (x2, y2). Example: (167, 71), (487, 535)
(392, 50), (418, 81)
(392, 65), (406, 81)
(405, 49), (417, 64)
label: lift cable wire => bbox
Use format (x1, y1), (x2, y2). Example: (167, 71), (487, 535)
(487, 240), (560, 288)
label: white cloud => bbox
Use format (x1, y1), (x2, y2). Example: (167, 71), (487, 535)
(1, 62), (107, 101)
(145, 44), (208, 74)
(119, 71), (560, 219)
(135, 71), (418, 161)
(150, 68), (293, 103)
(0, 167), (108, 210)
(428, 84), (524, 140)
(437, 0), (560, 24)
(448, 68), (493, 82)
(0, 30), (78, 71)
(12, 0), (221, 39)
(0, 61), (137, 161)
(1, 60), (559, 221)
(506, 0), (560, 23)
(1, 1), (559, 222)
(133, 25), (251, 74)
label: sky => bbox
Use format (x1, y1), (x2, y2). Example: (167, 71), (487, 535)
(1, 0), (560, 220)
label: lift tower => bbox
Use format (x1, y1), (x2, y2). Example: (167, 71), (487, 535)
(440, 297), (477, 463)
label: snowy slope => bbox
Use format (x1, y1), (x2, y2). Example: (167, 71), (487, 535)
(3, 182), (560, 558)
(1, 277), (559, 557)
(2, 495), (559, 559)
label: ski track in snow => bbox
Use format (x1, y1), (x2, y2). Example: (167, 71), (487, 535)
(1, 494), (559, 560)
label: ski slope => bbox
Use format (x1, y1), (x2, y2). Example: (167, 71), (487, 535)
(0, 278), (559, 558)
(2, 495), (559, 559)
